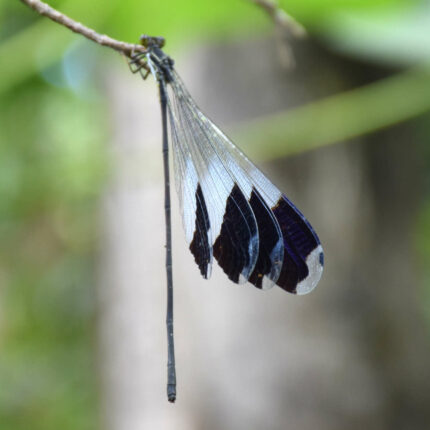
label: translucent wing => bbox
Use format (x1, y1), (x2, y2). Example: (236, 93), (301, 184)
(166, 70), (323, 294)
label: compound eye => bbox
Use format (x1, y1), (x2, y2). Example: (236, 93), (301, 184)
(140, 34), (151, 47)
(139, 35), (165, 48)
(156, 36), (166, 48)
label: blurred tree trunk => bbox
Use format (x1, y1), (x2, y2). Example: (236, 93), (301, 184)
(98, 35), (430, 430)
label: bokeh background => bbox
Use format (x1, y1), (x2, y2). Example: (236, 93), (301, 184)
(1, 0), (430, 429)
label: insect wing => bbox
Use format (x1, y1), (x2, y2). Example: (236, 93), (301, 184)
(166, 71), (323, 294)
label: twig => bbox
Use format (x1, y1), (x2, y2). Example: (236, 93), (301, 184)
(19, 0), (146, 57)
(20, 0), (305, 66)
(249, 0), (306, 37)
(249, 0), (306, 68)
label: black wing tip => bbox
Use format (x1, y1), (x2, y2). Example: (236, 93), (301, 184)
(213, 184), (259, 284)
(186, 176), (325, 294)
(189, 183), (212, 279)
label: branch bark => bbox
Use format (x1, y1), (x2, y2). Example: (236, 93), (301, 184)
(248, 0), (306, 68)
(19, 0), (146, 57)
(249, 0), (306, 38)
(20, 0), (306, 66)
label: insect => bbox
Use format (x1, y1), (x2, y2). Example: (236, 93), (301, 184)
(129, 36), (324, 402)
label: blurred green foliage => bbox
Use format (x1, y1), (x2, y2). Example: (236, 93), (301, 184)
(283, 0), (415, 22)
(0, 76), (106, 429)
(241, 67), (430, 160)
(1, 0), (430, 429)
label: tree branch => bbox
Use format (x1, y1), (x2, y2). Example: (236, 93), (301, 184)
(19, 0), (146, 57)
(249, 0), (306, 68)
(249, 0), (306, 38)
(20, 0), (306, 66)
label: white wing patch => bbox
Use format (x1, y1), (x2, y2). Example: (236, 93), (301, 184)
(296, 245), (324, 295)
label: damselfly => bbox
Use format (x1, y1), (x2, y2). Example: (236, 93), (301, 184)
(129, 35), (324, 403)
